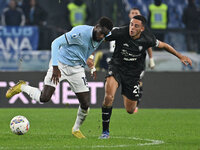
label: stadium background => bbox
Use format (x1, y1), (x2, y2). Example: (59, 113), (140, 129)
(0, 1), (200, 149)
(0, 0), (200, 108)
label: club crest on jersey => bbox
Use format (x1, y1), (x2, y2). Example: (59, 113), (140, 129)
(138, 46), (143, 51)
(72, 33), (81, 38)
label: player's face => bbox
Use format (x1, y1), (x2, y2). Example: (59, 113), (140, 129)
(129, 9), (141, 19)
(129, 18), (144, 38)
(93, 25), (110, 42)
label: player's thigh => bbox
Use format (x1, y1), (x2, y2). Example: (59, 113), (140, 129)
(123, 95), (137, 114)
(103, 76), (118, 106)
(121, 78), (140, 113)
(41, 61), (65, 102)
(66, 66), (89, 93)
(44, 61), (65, 88)
(121, 78), (140, 101)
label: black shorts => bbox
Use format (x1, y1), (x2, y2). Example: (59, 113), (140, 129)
(106, 65), (141, 101)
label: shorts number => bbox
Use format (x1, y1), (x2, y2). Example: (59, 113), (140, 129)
(82, 77), (88, 86)
(133, 85), (139, 94)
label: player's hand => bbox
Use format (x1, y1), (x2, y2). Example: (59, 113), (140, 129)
(149, 58), (155, 69)
(51, 66), (61, 85)
(180, 55), (192, 66)
(87, 58), (94, 69)
(91, 67), (97, 80)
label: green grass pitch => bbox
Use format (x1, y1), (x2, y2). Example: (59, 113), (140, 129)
(0, 108), (199, 150)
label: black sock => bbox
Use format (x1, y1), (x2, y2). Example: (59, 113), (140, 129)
(102, 106), (112, 133)
(137, 100), (140, 107)
(137, 84), (143, 107)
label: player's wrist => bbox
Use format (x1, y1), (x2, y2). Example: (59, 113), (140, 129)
(149, 58), (155, 68)
(149, 58), (154, 61)
(89, 55), (94, 60)
(53, 66), (58, 68)
(91, 67), (96, 74)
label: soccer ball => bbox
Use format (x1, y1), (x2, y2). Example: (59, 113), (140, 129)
(10, 115), (30, 135)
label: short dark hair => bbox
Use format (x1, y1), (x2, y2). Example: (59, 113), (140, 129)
(131, 7), (140, 11)
(133, 15), (146, 26)
(98, 17), (113, 31)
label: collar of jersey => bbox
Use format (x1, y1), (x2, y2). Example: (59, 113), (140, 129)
(91, 27), (104, 48)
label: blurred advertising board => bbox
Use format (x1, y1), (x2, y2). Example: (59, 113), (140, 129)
(0, 72), (112, 108)
(0, 26), (39, 52)
(0, 72), (200, 108)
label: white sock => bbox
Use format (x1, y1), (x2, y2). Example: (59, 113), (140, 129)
(21, 84), (41, 102)
(73, 106), (89, 131)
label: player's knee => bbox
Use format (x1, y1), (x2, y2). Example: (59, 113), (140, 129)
(80, 100), (90, 110)
(40, 94), (51, 103)
(104, 94), (114, 104)
(126, 107), (135, 114)
(80, 103), (89, 110)
(126, 110), (134, 114)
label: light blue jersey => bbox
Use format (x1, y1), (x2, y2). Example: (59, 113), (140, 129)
(51, 25), (103, 67)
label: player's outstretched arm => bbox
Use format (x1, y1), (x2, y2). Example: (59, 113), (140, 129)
(157, 41), (192, 66)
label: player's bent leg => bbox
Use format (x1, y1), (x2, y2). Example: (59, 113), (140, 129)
(123, 95), (137, 114)
(6, 80), (26, 98)
(72, 92), (90, 139)
(6, 80), (44, 103)
(40, 85), (55, 103)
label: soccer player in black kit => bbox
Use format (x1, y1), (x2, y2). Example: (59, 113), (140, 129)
(99, 15), (192, 139)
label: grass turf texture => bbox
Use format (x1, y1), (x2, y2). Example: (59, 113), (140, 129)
(0, 108), (199, 150)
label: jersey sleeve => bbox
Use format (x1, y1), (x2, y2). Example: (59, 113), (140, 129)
(105, 27), (122, 41)
(148, 33), (159, 48)
(66, 28), (84, 46)
(51, 34), (67, 66)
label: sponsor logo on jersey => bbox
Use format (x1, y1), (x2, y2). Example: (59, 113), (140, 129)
(123, 58), (137, 61)
(123, 43), (129, 47)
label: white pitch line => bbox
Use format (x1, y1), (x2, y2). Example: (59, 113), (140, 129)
(63, 136), (165, 149)
(64, 145), (131, 149)
(0, 136), (164, 149)
(113, 136), (165, 146)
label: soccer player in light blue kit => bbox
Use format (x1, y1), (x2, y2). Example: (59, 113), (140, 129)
(6, 17), (113, 138)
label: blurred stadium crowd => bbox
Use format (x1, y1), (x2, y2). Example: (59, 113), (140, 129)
(0, 0), (200, 71)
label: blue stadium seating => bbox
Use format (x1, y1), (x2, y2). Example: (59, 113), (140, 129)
(127, 0), (200, 28)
